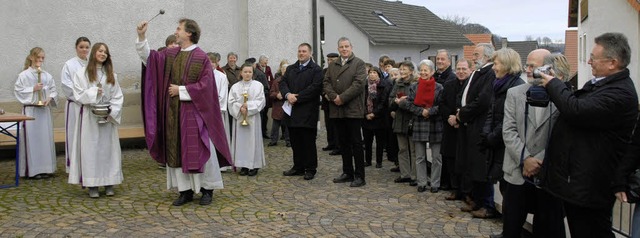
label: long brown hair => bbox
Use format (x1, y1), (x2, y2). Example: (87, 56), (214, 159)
(23, 47), (44, 70)
(86, 43), (115, 85)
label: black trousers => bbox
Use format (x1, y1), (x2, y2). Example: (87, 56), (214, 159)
(564, 200), (614, 238)
(260, 108), (269, 136)
(441, 155), (456, 189)
(472, 180), (494, 210)
(335, 118), (365, 179)
(502, 181), (565, 238)
(323, 108), (339, 149)
(363, 127), (386, 165)
(288, 127), (318, 173)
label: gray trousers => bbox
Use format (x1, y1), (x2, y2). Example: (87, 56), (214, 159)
(415, 142), (442, 188)
(397, 134), (415, 180)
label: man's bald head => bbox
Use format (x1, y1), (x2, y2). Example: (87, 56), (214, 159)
(526, 49), (551, 84)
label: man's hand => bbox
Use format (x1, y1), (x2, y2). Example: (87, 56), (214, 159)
(168, 84), (179, 98)
(33, 83), (43, 92)
(421, 108), (430, 118)
(137, 21), (148, 41)
(616, 191), (628, 203)
(448, 115), (458, 127)
(334, 95), (343, 106)
(394, 96), (407, 104)
(539, 70), (556, 87)
(366, 113), (374, 120)
(522, 157), (543, 177)
(287, 93), (298, 104)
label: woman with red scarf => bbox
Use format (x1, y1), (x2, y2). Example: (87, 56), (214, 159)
(399, 60), (444, 193)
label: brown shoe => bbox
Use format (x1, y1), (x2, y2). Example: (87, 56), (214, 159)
(471, 207), (499, 219)
(464, 195), (474, 205)
(445, 192), (459, 201)
(460, 204), (477, 212)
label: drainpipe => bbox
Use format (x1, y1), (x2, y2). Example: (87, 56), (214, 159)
(312, 0), (318, 63)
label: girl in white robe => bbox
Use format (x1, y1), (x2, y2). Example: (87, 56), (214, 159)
(60, 37), (91, 173)
(228, 63), (266, 176)
(14, 47), (58, 179)
(69, 43), (123, 198)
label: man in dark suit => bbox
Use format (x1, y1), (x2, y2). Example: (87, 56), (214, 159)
(542, 32), (638, 238)
(280, 43), (324, 180)
(321, 53), (341, 155)
(455, 43), (496, 217)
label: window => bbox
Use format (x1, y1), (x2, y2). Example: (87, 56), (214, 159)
(372, 10), (396, 26)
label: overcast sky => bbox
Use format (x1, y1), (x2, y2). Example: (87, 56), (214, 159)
(400, 0), (571, 42)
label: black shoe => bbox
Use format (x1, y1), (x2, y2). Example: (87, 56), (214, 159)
(329, 150), (341, 155)
(430, 187), (439, 193)
(267, 142), (277, 146)
(283, 169), (304, 176)
(199, 188), (213, 205)
(350, 177), (366, 187)
(303, 171), (315, 180)
(332, 174), (354, 183)
(286, 142), (291, 147)
(247, 169), (259, 176)
(239, 168), (249, 176)
(262, 135), (270, 139)
(440, 185), (452, 191)
(172, 190), (194, 206)
(394, 177), (412, 183)
(375, 163), (382, 168)
(390, 167), (400, 172)
(409, 180), (418, 186)
(365, 162), (372, 167)
(280, 136), (285, 140)
(417, 186), (428, 193)
(322, 146), (334, 151)
(489, 233), (503, 238)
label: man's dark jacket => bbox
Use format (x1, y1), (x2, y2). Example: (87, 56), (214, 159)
(279, 60), (324, 128)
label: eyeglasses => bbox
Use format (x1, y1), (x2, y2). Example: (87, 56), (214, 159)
(589, 55), (612, 62)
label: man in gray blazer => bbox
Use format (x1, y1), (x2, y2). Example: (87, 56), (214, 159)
(495, 49), (566, 238)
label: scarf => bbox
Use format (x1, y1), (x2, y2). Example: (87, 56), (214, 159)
(414, 77), (436, 108)
(366, 79), (379, 113)
(493, 73), (512, 91)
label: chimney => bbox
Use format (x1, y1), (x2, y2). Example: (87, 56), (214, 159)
(501, 37), (508, 49)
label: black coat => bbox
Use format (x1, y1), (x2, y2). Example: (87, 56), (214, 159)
(479, 73), (524, 183)
(434, 66), (457, 85)
(543, 69), (638, 209)
(363, 78), (392, 130)
(456, 64), (495, 180)
(279, 60), (324, 129)
(440, 78), (466, 157)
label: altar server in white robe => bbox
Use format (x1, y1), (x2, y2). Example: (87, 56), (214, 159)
(69, 43), (123, 198)
(229, 63), (266, 176)
(60, 37), (91, 173)
(14, 47), (58, 179)
(207, 52), (232, 171)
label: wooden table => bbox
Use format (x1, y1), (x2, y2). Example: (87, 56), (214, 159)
(0, 112), (34, 188)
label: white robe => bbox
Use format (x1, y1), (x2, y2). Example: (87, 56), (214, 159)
(61, 56), (87, 173)
(136, 39), (224, 192)
(14, 67), (58, 177)
(214, 69), (233, 172)
(68, 67), (123, 187)
(228, 80), (266, 169)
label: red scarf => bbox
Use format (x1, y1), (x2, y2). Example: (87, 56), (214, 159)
(414, 77), (435, 108)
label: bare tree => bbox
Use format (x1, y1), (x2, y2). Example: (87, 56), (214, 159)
(441, 14), (469, 26)
(525, 35), (534, 41)
(441, 14), (491, 34)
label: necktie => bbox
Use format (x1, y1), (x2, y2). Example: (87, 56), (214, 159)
(299, 64), (304, 71)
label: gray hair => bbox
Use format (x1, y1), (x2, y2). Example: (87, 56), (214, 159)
(206, 52), (221, 63)
(543, 53), (571, 81)
(227, 52), (238, 59)
(259, 54), (269, 62)
(476, 43), (495, 59)
(594, 32), (631, 68)
(436, 49), (450, 59)
(337, 36), (352, 47)
(418, 59), (435, 72)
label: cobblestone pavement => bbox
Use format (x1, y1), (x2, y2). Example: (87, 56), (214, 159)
(0, 131), (501, 237)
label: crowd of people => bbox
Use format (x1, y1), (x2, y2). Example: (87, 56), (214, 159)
(12, 16), (640, 237)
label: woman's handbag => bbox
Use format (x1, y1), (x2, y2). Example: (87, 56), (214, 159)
(407, 119), (414, 136)
(626, 169), (640, 203)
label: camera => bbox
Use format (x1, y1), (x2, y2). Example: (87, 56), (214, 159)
(533, 65), (552, 79)
(526, 85), (550, 107)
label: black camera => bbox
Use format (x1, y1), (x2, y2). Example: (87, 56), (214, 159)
(526, 85), (550, 107)
(533, 65), (552, 79)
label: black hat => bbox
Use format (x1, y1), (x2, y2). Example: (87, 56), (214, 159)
(245, 57), (256, 64)
(326, 53), (339, 58)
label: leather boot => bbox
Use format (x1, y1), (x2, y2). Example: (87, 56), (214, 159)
(172, 190), (194, 206)
(200, 188), (213, 205)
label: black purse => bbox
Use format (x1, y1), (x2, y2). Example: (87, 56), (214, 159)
(626, 169), (640, 203)
(407, 119), (414, 136)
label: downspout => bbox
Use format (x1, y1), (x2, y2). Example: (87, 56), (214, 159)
(312, 0), (318, 64)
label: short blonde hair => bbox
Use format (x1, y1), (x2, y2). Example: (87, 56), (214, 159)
(544, 53), (571, 81)
(491, 48), (522, 75)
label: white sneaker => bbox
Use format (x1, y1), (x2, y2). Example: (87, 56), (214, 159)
(105, 186), (114, 196)
(89, 187), (99, 198)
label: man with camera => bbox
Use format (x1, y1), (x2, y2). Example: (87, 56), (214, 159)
(540, 32), (638, 237)
(495, 49), (566, 238)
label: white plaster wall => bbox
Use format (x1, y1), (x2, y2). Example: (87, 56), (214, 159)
(318, 0), (370, 63)
(578, 0), (640, 93)
(370, 45), (464, 66)
(247, 0), (313, 68)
